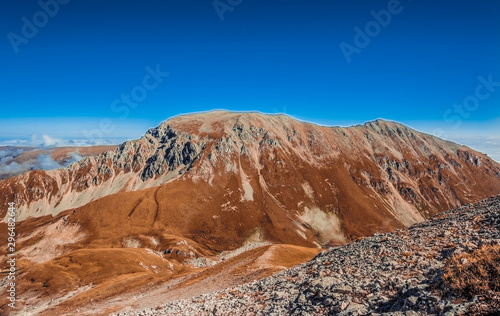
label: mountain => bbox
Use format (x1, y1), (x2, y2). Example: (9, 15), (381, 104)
(1, 111), (500, 315)
(2, 111), (500, 230)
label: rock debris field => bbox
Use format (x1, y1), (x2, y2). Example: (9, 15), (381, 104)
(115, 196), (500, 316)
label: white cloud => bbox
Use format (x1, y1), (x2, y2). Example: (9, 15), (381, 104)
(3, 162), (26, 175)
(0, 149), (30, 177)
(0, 156), (14, 165)
(0, 146), (90, 179)
(41, 134), (63, 147)
(0, 148), (28, 174)
(0, 150), (11, 159)
(64, 152), (84, 167)
(0, 148), (24, 159)
(36, 154), (62, 170)
(0, 147), (71, 178)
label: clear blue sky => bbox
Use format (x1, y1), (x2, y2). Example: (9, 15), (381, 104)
(1, 1), (499, 159)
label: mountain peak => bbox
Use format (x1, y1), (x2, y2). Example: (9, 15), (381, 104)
(2, 111), (500, 227)
(160, 112), (415, 140)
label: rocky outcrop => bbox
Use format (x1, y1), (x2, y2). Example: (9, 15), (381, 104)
(0, 125), (203, 220)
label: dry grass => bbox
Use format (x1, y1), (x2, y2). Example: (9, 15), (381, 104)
(442, 244), (500, 298)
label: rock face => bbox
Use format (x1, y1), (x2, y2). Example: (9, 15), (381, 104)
(120, 195), (500, 316)
(2, 111), (500, 237)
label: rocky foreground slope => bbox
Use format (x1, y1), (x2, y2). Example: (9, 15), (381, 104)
(121, 195), (500, 316)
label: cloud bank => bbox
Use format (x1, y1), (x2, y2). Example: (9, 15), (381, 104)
(0, 146), (87, 180)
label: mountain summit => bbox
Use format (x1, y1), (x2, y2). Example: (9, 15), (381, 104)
(2, 111), (499, 234)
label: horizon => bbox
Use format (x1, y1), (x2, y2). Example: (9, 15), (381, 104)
(1, 1), (499, 161)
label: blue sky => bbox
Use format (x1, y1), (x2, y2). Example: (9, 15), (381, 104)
(1, 1), (499, 160)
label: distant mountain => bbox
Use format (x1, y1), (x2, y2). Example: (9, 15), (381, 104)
(1, 111), (500, 315)
(0, 145), (115, 180)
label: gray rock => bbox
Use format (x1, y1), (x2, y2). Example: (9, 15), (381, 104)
(406, 296), (418, 306)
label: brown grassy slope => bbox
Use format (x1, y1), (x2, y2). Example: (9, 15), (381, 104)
(41, 244), (320, 316)
(0, 170), (322, 315)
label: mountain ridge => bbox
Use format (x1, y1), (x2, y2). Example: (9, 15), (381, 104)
(2, 111), (500, 225)
(1, 111), (500, 315)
